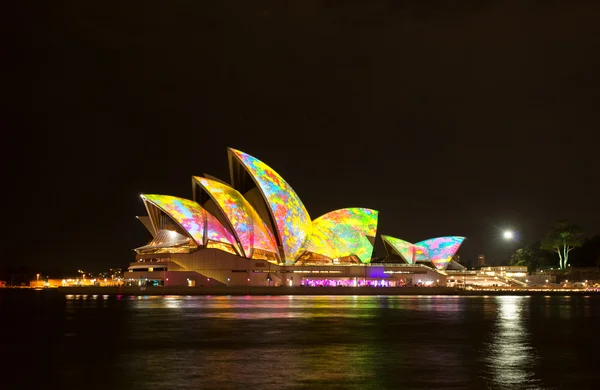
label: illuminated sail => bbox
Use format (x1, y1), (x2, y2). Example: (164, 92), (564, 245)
(306, 208), (378, 263)
(381, 235), (415, 264)
(229, 149), (311, 262)
(414, 236), (465, 270)
(194, 176), (278, 258)
(142, 194), (239, 253)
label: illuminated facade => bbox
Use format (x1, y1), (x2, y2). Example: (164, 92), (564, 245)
(128, 148), (464, 287)
(139, 194), (240, 255)
(229, 149), (312, 263)
(381, 236), (415, 264)
(302, 208), (378, 264)
(382, 235), (465, 271)
(193, 176), (279, 260)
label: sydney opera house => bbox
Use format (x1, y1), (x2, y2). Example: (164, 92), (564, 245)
(125, 148), (465, 287)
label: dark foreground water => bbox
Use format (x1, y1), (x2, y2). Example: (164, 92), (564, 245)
(1, 292), (599, 389)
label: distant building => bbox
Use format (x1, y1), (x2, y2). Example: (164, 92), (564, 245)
(30, 278), (123, 288)
(477, 254), (485, 266)
(481, 266), (527, 278)
(446, 266), (527, 287)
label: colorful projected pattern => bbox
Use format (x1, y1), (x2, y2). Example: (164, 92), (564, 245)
(381, 235), (415, 264)
(230, 149), (311, 263)
(143, 194), (238, 252)
(205, 210), (239, 252)
(414, 236), (465, 270)
(305, 208), (378, 263)
(194, 176), (278, 258)
(143, 195), (206, 246)
(414, 245), (430, 262)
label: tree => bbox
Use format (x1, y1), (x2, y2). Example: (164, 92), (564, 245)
(510, 243), (550, 272)
(510, 248), (531, 267)
(540, 220), (584, 269)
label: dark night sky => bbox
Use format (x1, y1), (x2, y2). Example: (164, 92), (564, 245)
(6, 1), (600, 272)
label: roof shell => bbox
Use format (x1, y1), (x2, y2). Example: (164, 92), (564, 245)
(142, 194), (239, 252)
(193, 176), (278, 258)
(381, 235), (415, 264)
(305, 208), (378, 263)
(229, 148), (311, 263)
(414, 236), (465, 270)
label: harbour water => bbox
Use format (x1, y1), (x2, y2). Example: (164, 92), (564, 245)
(2, 291), (599, 389)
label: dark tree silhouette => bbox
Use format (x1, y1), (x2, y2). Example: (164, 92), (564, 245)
(541, 221), (584, 269)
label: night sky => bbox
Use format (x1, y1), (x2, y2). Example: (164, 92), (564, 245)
(7, 1), (600, 272)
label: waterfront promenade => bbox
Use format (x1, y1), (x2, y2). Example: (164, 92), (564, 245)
(2, 285), (596, 296)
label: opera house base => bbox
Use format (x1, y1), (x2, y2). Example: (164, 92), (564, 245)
(125, 248), (448, 289)
(56, 286), (460, 296)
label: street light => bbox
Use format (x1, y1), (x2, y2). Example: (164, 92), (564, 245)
(503, 230), (514, 240)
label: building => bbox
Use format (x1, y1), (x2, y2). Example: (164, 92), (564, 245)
(445, 271), (512, 288)
(481, 266), (527, 278)
(444, 266), (530, 288)
(30, 278), (123, 288)
(126, 148), (465, 287)
(477, 254), (485, 266)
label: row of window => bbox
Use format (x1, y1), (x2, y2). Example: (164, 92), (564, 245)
(130, 267), (167, 272)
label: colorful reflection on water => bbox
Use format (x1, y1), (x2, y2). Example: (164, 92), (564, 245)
(2, 293), (600, 389)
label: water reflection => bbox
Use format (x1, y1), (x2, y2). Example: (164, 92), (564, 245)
(117, 296), (476, 388)
(6, 293), (600, 389)
(486, 296), (540, 389)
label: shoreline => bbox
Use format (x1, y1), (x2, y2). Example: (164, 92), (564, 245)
(2, 286), (599, 296)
